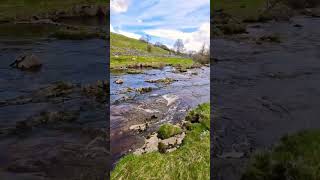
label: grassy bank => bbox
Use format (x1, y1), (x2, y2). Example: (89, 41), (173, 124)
(242, 129), (320, 179)
(111, 103), (210, 180)
(0, 0), (107, 22)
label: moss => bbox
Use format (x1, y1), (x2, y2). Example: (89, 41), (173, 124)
(157, 123), (182, 139)
(158, 142), (168, 154)
(145, 78), (175, 84)
(242, 130), (320, 180)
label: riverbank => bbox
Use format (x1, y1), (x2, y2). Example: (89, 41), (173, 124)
(111, 103), (210, 180)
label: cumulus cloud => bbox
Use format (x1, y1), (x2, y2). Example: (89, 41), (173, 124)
(144, 22), (210, 52)
(111, 0), (131, 13)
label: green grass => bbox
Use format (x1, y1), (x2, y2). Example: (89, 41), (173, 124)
(111, 103), (210, 180)
(110, 55), (194, 69)
(157, 124), (182, 139)
(242, 129), (320, 180)
(213, 0), (267, 19)
(0, 0), (107, 22)
(111, 32), (170, 55)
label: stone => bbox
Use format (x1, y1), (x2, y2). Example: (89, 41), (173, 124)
(11, 54), (42, 70)
(115, 79), (124, 84)
(133, 133), (159, 155)
(129, 123), (149, 132)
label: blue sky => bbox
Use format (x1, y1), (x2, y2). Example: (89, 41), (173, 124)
(111, 0), (210, 52)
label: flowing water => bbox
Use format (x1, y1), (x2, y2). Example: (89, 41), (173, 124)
(0, 19), (108, 179)
(110, 66), (210, 164)
(212, 16), (320, 179)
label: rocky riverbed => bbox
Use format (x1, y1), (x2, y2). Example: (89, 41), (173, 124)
(110, 66), (210, 165)
(212, 16), (320, 179)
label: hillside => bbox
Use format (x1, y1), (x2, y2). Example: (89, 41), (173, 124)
(110, 32), (194, 70)
(110, 32), (171, 56)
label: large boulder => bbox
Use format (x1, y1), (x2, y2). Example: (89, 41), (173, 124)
(11, 54), (42, 70)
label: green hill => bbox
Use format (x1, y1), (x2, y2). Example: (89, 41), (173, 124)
(110, 32), (194, 70)
(110, 32), (170, 56)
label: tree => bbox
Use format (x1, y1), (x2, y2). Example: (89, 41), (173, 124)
(174, 39), (184, 54)
(139, 34), (151, 44)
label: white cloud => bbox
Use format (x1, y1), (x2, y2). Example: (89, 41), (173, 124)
(117, 30), (141, 39)
(111, 0), (131, 13)
(111, 24), (141, 39)
(110, 24), (115, 32)
(144, 22), (210, 52)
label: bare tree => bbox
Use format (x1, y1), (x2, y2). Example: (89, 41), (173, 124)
(174, 39), (184, 54)
(139, 34), (151, 44)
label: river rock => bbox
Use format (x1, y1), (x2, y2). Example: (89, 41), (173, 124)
(11, 54), (42, 70)
(129, 123), (149, 132)
(160, 132), (185, 146)
(115, 79), (124, 84)
(133, 133), (159, 155)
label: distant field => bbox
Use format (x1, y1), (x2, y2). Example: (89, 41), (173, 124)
(0, 0), (107, 21)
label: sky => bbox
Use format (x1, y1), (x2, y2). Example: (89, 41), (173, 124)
(110, 0), (210, 52)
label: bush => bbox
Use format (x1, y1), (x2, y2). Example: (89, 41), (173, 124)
(157, 123), (182, 139)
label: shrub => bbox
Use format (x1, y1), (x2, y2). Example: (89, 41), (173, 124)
(157, 123), (182, 139)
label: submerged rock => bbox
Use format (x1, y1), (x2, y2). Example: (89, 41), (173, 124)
(217, 151), (244, 159)
(115, 79), (124, 84)
(10, 54), (42, 70)
(129, 123), (149, 132)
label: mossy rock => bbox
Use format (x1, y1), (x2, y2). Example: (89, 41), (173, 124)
(157, 123), (182, 139)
